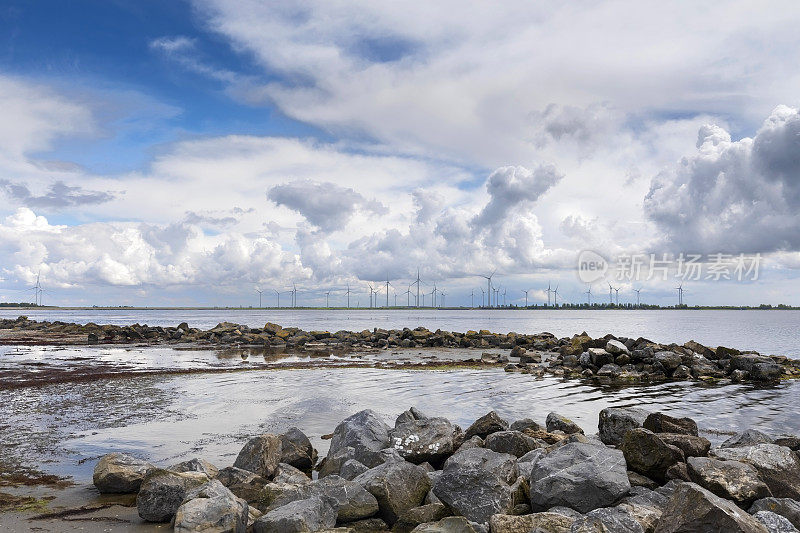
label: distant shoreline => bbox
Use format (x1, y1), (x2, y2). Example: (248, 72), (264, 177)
(1, 305), (799, 311)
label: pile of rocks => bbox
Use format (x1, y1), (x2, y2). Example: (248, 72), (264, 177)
(93, 406), (800, 532)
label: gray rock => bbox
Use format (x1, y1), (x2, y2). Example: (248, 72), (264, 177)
(687, 457), (772, 506)
(607, 340), (630, 355)
(750, 498), (800, 530)
(654, 482), (768, 533)
(570, 506), (645, 532)
(137, 468), (210, 522)
(457, 435), (485, 452)
(659, 433), (711, 457)
(714, 444), (800, 499)
(731, 354), (775, 373)
(313, 475), (379, 523)
(433, 447), (518, 524)
(272, 463), (311, 485)
(655, 351), (682, 372)
(620, 428), (685, 482)
(174, 479), (248, 533)
(464, 411), (509, 439)
(520, 352), (543, 364)
(354, 460), (430, 525)
(672, 365), (692, 379)
(484, 430), (539, 457)
(546, 412), (584, 435)
(529, 441), (630, 513)
(598, 407), (649, 446)
(280, 427), (317, 471)
(753, 511), (799, 533)
(389, 417), (456, 465)
(411, 516), (485, 532)
(170, 458), (220, 479)
(217, 467), (260, 488)
(589, 348), (614, 367)
(751, 363), (784, 382)
(253, 497), (337, 533)
(340, 459), (369, 480)
(393, 503), (449, 533)
(489, 512), (575, 532)
(774, 436), (800, 451)
(396, 407), (429, 427)
(233, 434), (283, 478)
(643, 412), (698, 436)
(327, 410), (392, 469)
(319, 446), (356, 478)
(509, 418), (542, 432)
(92, 452), (152, 494)
(721, 430), (774, 448)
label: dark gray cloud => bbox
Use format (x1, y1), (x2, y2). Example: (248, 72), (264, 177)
(0, 180), (116, 209)
(644, 105), (800, 253)
(267, 179), (386, 232)
(528, 103), (618, 150)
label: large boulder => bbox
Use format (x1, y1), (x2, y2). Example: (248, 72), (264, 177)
(607, 340), (631, 355)
(312, 475), (379, 523)
(272, 463), (311, 485)
(714, 444), (800, 499)
(174, 479), (249, 533)
(598, 407), (649, 445)
(252, 497), (336, 533)
(354, 460), (430, 524)
(529, 441), (630, 513)
(753, 511), (799, 532)
(396, 407), (429, 427)
(93, 452), (152, 494)
(233, 434), (283, 478)
(620, 429), (685, 482)
(654, 482), (768, 532)
(659, 434), (711, 458)
(570, 506), (645, 532)
(137, 468), (210, 522)
(170, 458), (220, 479)
(643, 413), (698, 436)
(546, 412), (584, 435)
(687, 457), (772, 506)
(721, 430), (774, 448)
(327, 410), (392, 468)
(389, 417), (456, 465)
(489, 512), (575, 532)
(655, 351), (683, 372)
(484, 430), (539, 457)
(433, 447), (519, 524)
(464, 411), (509, 439)
(279, 427), (317, 471)
(750, 498), (800, 530)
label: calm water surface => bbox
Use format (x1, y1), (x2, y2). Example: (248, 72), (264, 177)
(2, 308), (799, 356)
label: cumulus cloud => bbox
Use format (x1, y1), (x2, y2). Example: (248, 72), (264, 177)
(267, 179), (387, 232)
(0, 180), (117, 209)
(644, 105), (800, 253)
(473, 164), (563, 228)
(528, 103), (619, 151)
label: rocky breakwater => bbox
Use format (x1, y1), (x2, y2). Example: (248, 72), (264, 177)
(92, 406), (800, 532)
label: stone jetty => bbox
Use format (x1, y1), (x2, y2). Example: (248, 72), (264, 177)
(92, 406), (800, 532)
(2, 316), (798, 384)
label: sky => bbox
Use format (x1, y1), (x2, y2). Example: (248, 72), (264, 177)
(1, 0), (800, 307)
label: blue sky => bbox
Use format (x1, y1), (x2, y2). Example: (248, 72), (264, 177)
(1, 1), (800, 307)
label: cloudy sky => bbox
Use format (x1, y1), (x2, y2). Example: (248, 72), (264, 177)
(2, 0), (800, 307)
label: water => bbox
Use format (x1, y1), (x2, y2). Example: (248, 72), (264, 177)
(2, 308), (799, 356)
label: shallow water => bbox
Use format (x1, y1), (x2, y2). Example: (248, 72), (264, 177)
(2, 358), (798, 484)
(2, 308), (799, 356)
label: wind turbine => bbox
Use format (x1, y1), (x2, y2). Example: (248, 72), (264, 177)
(345, 283), (352, 308)
(29, 271), (42, 306)
(523, 289), (529, 308)
(255, 287), (263, 308)
(440, 291), (446, 307)
(633, 287), (641, 306)
(479, 271), (496, 308)
(480, 287), (485, 307)
(430, 283), (437, 308)
(546, 282), (551, 306)
(274, 289), (280, 308)
(608, 282), (614, 305)
(502, 288), (507, 307)
(367, 284), (375, 308)
(325, 290), (331, 308)
(471, 289), (475, 309)
(676, 284), (685, 306)
(413, 268), (422, 308)
(585, 285), (592, 305)
(614, 286), (620, 306)
(384, 274), (393, 308)
(404, 285), (412, 307)
(553, 285), (559, 306)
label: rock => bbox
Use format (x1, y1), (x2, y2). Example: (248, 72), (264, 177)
(433, 447), (518, 524)
(643, 412), (698, 436)
(598, 407), (649, 446)
(570, 506), (645, 532)
(354, 460), (430, 525)
(751, 363), (783, 381)
(672, 365), (692, 379)
(659, 433), (711, 457)
(280, 427), (317, 471)
(217, 467), (260, 488)
(273, 463), (311, 485)
(92, 452), (152, 494)
(510, 418), (542, 432)
(392, 503), (449, 532)
(753, 511), (799, 533)
(721, 430), (773, 448)
(174, 479), (249, 533)
(389, 417), (456, 465)
(396, 407), (429, 427)
(529, 441), (630, 513)
(589, 348), (614, 367)
(411, 516), (484, 532)
(628, 471), (659, 490)
(457, 435), (485, 452)
(655, 351), (682, 372)
(546, 412), (584, 435)
(488, 512), (575, 532)
(714, 444), (800, 499)
(170, 458), (220, 479)
(654, 482), (769, 533)
(233, 434), (283, 478)
(312, 475), (379, 523)
(666, 462), (691, 481)
(520, 352), (542, 364)
(687, 457), (772, 506)
(607, 340), (630, 355)
(464, 411), (509, 439)
(510, 345), (527, 358)
(620, 429), (685, 482)
(773, 436), (800, 451)
(253, 497), (337, 533)
(340, 459), (370, 480)
(137, 468), (210, 522)
(731, 354), (775, 373)
(484, 431), (539, 457)
(750, 498), (800, 530)
(328, 410), (392, 469)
